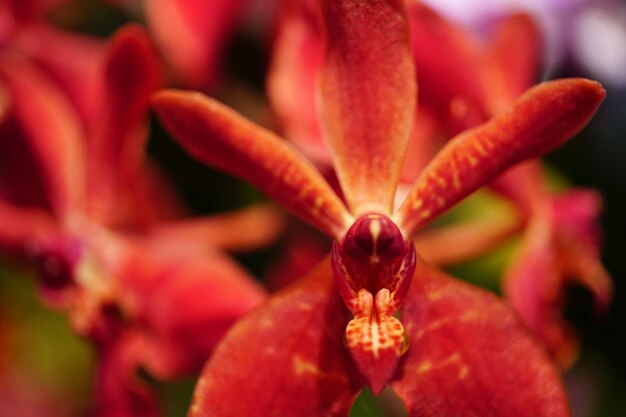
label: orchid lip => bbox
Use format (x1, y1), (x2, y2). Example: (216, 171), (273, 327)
(331, 213), (416, 393)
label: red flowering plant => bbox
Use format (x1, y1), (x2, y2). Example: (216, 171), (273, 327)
(152, 0), (605, 415)
(0, 22), (280, 416)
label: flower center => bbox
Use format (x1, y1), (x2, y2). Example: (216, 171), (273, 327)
(331, 213), (416, 393)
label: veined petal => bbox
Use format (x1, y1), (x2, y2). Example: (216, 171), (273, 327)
(318, 0), (416, 214)
(152, 90), (352, 238)
(188, 258), (364, 417)
(391, 259), (570, 417)
(149, 203), (284, 252)
(395, 78), (606, 237)
(87, 24), (162, 225)
(0, 54), (86, 221)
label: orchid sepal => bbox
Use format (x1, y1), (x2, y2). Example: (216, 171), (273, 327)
(396, 78), (606, 237)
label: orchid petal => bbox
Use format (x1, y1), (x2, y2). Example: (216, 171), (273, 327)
(16, 24), (106, 128)
(149, 203), (283, 253)
(413, 214), (520, 266)
(391, 259), (570, 417)
(187, 258), (364, 417)
(113, 244), (266, 378)
(484, 13), (541, 114)
(152, 90), (352, 238)
(395, 78), (606, 237)
(143, 0), (247, 88)
(0, 54), (86, 221)
(267, 0), (327, 164)
(408, 4), (542, 128)
(503, 225), (579, 369)
(87, 24), (162, 225)
(408, 2), (486, 119)
(504, 191), (612, 369)
(318, 0), (416, 214)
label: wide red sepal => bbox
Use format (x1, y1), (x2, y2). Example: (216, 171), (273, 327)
(188, 258), (364, 417)
(0, 54), (86, 221)
(391, 259), (571, 417)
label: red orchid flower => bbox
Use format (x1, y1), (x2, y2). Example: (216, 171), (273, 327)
(153, 0), (605, 415)
(408, 2), (613, 369)
(0, 24), (274, 416)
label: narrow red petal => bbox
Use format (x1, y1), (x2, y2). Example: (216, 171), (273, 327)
(149, 203), (284, 252)
(413, 214), (521, 266)
(188, 258), (364, 417)
(152, 90), (352, 238)
(267, 0), (327, 164)
(391, 259), (571, 417)
(396, 78), (606, 237)
(0, 54), (86, 221)
(318, 0), (416, 214)
(87, 24), (162, 225)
